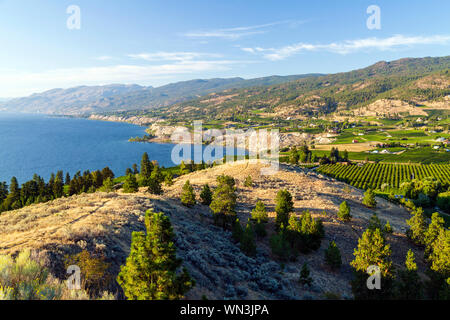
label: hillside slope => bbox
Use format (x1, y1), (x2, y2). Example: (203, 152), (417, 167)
(151, 56), (450, 121)
(0, 161), (423, 299)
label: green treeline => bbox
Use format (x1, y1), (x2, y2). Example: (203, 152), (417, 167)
(0, 167), (115, 214)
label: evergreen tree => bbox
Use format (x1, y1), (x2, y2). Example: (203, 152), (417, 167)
(181, 180), (195, 207)
(288, 146), (299, 164)
(123, 174), (139, 193)
(406, 207), (427, 246)
(147, 167), (163, 195)
(382, 220), (393, 234)
(140, 152), (153, 179)
(424, 212), (445, 258)
(232, 219), (243, 242)
(254, 220), (267, 238)
(164, 172), (174, 186)
(99, 178), (114, 192)
(324, 241), (342, 270)
(350, 228), (393, 299)
(132, 163), (139, 174)
(299, 263), (313, 286)
(337, 201), (351, 221)
(125, 168), (133, 176)
(199, 184), (212, 205)
(210, 175), (237, 229)
(179, 161), (190, 175)
(240, 223), (256, 256)
(362, 189), (377, 208)
(251, 201), (268, 222)
(65, 173), (71, 186)
(368, 213), (383, 233)
(52, 174), (64, 198)
(270, 225), (291, 261)
(117, 210), (194, 300)
(275, 189), (293, 230)
(394, 249), (422, 300)
(101, 167), (115, 180)
(244, 175), (253, 188)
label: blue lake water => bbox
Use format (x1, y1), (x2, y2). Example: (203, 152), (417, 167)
(0, 113), (234, 184)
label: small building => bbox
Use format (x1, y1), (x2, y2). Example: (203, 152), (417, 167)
(352, 139), (359, 143)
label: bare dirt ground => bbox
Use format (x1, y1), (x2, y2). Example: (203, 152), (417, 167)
(314, 142), (376, 152)
(0, 161), (424, 300)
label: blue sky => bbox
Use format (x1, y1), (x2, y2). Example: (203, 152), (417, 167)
(0, 0), (449, 97)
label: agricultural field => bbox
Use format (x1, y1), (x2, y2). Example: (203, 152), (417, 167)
(316, 163), (450, 190)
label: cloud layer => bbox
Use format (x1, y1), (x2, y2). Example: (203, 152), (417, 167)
(242, 34), (450, 60)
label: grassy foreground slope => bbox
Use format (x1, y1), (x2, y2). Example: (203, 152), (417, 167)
(0, 161), (424, 299)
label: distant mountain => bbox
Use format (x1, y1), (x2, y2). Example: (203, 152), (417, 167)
(153, 56), (450, 121)
(0, 74), (322, 115)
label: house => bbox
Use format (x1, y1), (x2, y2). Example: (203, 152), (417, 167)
(436, 137), (446, 142)
(352, 139), (359, 143)
(433, 145), (440, 150)
(380, 149), (390, 154)
(371, 150), (379, 154)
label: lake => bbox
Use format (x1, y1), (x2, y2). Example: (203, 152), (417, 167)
(0, 113), (234, 184)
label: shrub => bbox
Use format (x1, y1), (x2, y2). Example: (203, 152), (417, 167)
(383, 221), (393, 234)
(64, 250), (110, 296)
(299, 263), (312, 286)
(324, 241), (342, 270)
(424, 212), (445, 259)
(394, 249), (422, 300)
(437, 192), (450, 213)
(181, 180), (196, 207)
(251, 201), (268, 222)
(337, 201), (351, 221)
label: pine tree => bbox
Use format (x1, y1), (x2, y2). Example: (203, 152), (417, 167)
(244, 175), (253, 188)
(181, 180), (195, 207)
(99, 177), (114, 192)
(140, 152), (153, 179)
(254, 220), (267, 238)
(270, 225), (291, 261)
(299, 263), (312, 286)
(164, 172), (174, 186)
(210, 175), (237, 229)
(368, 213), (383, 233)
(65, 173), (71, 186)
(324, 241), (342, 270)
(350, 228), (393, 299)
(406, 207), (427, 246)
(362, 189), (377, 208)
(147, 166), (163, 195)
(275, 189), (293, 230)
(394, 249), (422, 300)
(101, 167), (115, 180)
(199, 184), (212, 205)
(289, 146), (299, 164)
(117, 210), (195, 300)
(383, 221), (393, 234)
(251, 201), (268, 222)
(337, 201), (351, 221)
(123, 174), (139, 193)
(424, 212), (445, 258)
(232, 219), (243, 242)
(132, 163), (139, 174)
(240, 223), (256, 256)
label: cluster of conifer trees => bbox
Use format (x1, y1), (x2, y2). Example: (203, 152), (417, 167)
(0, 167), (115, 213)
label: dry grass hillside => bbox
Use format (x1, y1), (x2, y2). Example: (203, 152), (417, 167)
(0, 161), (424, 299)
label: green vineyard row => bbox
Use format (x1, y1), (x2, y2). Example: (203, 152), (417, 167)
(316, 163), (450, 190)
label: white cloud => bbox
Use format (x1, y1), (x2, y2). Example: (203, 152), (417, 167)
(184, 20), (304, 40)
(127, 52), (222, 61)
(243, 34), (450, 60)
(0, 60), (243, 97)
